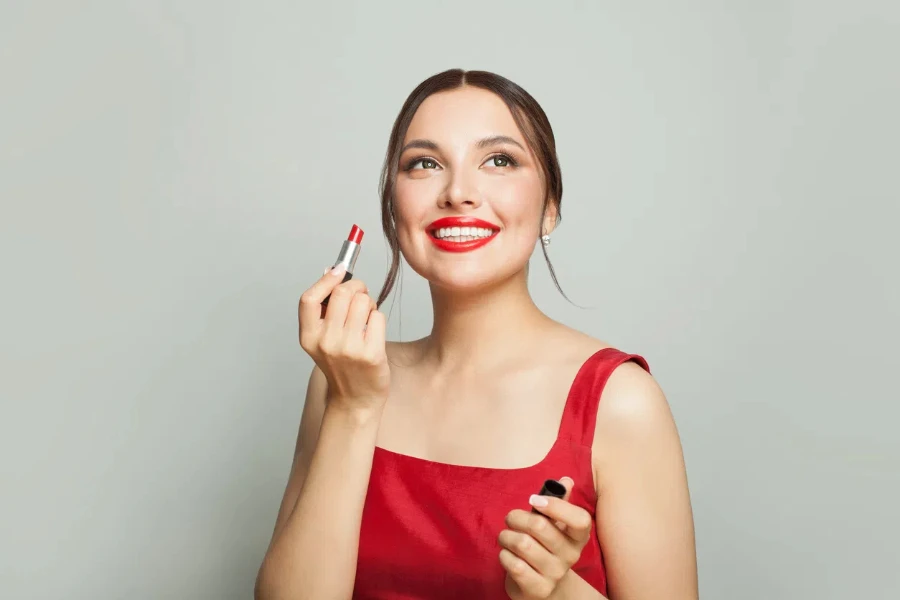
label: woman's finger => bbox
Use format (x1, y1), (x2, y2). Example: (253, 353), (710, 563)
(298, 266), (349, 328)
(498, 548), (554, 599)
(498, 528), (568, 582)
(363, 309), (386, 351)
(322, 279), (368, 329)
(528, 494), (593, 546)
(344, 291), (374, 337)
(504, 509), (578, 567)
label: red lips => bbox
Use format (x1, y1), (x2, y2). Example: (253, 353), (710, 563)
(427, 217), (500, 253)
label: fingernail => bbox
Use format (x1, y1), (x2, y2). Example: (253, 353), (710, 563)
(529, 494), (548, 507)
(330, 264), (346, 276)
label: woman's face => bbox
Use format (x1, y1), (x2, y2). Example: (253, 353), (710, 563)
(393, 86), (554, 294)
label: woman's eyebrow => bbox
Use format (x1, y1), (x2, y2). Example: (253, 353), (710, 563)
(400, 135), (526, 155)
(474, 135), (525, 151)
(400, 139), (440, 154)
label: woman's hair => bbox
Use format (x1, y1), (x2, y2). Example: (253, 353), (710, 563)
(375, 68), (565, 307)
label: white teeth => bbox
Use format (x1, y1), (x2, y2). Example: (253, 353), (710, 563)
(432, 226), (496, 240)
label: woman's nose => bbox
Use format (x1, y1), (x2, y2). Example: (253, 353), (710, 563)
(438, 169), (482, 209)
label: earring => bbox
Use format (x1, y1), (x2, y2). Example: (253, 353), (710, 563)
(541, 234), (551, 247)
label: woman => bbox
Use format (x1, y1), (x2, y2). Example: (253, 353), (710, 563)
(255, 69), (698, 600)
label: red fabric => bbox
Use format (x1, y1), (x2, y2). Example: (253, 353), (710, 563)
(354, 348), (650, 599)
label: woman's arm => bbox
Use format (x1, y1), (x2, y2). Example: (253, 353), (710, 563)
(254, 365), (381, 600)
(591, 362), (699, 600)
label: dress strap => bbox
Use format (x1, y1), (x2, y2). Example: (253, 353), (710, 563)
(557, 348), (651, 448)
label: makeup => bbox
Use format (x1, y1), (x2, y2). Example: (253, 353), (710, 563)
(427, 216), (499, 253)
(321, 224), (364, 307)
(531, 479), (566, 514)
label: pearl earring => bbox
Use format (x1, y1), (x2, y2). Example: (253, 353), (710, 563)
(541, 234), (551, 247)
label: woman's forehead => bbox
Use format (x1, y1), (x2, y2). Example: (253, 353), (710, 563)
(404, 87), (524, 146)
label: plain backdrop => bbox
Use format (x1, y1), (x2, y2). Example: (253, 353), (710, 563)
(2, 1), (898, 598)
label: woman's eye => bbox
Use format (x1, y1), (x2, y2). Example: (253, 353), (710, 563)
(486, 154), (514, 168)
(409, 158), (439, 170)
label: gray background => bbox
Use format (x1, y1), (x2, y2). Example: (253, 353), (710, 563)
(2, 1), (898, 598)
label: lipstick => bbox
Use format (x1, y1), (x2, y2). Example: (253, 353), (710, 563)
(531, 479), (566, 514)
(321, 224), (364, 307)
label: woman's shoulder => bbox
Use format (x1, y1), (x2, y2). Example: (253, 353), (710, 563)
(547, 325), (665, 431)
(541, 323), (622, 369)
(543, 324), (649, 378)
(584, 347), (676, 485)
(384, 338), (428, 366)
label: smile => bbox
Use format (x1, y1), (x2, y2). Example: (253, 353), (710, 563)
(426, 217), (500, 253)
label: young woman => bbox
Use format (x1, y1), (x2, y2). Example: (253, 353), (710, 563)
(255, 69), (698, 600)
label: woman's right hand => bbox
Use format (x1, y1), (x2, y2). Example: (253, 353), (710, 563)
(298, 265), (390, 416)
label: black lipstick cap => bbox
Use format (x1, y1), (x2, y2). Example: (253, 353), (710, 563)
(531, 479), (567, 513)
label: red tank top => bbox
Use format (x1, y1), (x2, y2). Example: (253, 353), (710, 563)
(354, 348), (649, 599)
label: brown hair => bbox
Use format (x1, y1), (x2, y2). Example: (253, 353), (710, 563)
(375, 68), (567, 307)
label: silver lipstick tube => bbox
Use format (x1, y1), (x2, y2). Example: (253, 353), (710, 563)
(333, 239), (361, 274)
(321, 240), (361, 307)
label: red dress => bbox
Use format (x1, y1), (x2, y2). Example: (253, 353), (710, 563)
(354, 348), (650, 599)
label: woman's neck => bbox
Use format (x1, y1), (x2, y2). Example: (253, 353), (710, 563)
(421, 269), (555, 374)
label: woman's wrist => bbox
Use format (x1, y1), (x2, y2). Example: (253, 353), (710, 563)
(323, 397), (385, 432)
(550, 570), (606, 600)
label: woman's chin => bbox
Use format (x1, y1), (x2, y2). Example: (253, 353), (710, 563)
(420, 268), (526, 297)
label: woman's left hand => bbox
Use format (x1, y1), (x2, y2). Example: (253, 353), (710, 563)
(498, 477), (594, 599)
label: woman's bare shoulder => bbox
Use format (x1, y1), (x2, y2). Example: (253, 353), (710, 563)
(545, 324), (669, 440)
(385, 338), (428, 367)
(590, 349), (680, 491)
(541, 323), (615, 366)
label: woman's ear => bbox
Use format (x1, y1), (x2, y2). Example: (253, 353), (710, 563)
(541, 200), (559, 237)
